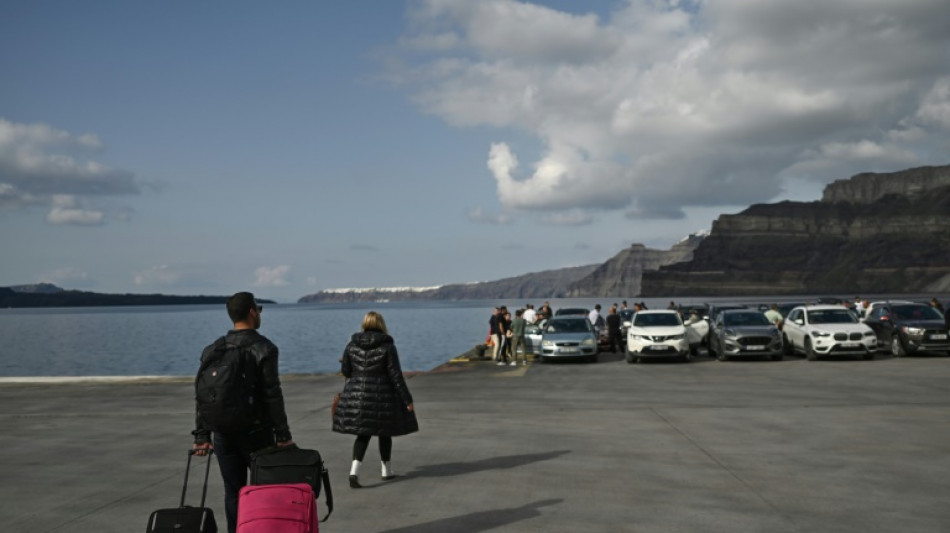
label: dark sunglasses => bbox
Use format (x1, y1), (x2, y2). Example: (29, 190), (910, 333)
(255, 305), (263, 313)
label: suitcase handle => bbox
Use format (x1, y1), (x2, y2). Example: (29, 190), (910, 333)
(182, 449), (214, 509)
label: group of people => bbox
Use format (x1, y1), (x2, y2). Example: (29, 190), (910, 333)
(192, 292), (418, 533)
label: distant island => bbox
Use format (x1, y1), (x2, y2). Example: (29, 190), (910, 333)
(0, 283), (276, 308)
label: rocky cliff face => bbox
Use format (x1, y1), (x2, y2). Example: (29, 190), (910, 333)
(642, 164), (950, 296)
(565, 235), (704, 297)
(822, 165), (950, 204)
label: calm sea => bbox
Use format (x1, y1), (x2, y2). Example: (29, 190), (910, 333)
(0, 295), (939, 377)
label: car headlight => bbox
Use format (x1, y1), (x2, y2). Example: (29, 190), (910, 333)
(582, 338), (596, 346)
(541, 340), (554, 347)
(810, 331), (831, 338)
(723, 329), (737, 338)
(902, 326), (925, 335)
(670, 334), (686, 340)
(864, 330), (876, 337)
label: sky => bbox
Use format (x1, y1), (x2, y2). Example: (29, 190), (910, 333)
(2, 0), (949, 303)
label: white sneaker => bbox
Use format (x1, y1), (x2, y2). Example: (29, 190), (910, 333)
(496, 361), (506, 366)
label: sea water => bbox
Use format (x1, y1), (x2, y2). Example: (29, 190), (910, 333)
(0, 295), (934, 377)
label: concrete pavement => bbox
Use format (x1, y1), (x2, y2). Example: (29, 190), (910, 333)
(2, 350), (949, 532)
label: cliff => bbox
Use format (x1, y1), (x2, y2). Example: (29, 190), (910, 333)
(642, 164), (950, 296)
(565, 234), (705, 297)
(822, 165), (950, 204)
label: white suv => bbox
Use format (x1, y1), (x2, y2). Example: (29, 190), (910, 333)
(782, 305), (877, 361)
(626, 310), (691, 363)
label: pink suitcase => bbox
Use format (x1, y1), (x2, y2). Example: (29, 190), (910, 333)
(237, 483), (318, 533)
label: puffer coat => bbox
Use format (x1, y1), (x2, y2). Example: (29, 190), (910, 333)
(332, 330), (419, 437)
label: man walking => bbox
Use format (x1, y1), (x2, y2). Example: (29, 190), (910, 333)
(510, 309), (529, 365)
(192, 291), (294, 533)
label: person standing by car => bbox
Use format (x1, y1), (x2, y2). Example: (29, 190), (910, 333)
(588, 304), (604, 339)
(605, 305), (622, 353)
(509, 309), (529, 366)
(192, 292), (295, 533)
(497, 308), (512, 366)
(764, 304), (783, 328)
(930, 297), (945, 315)
(489, 307), (502, 362)
(538, 302), (553, 321)
(523, 304), (537, 325)
(333, 311), (418, 488)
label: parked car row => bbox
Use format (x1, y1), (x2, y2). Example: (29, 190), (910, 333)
(515, 301), (949, 364)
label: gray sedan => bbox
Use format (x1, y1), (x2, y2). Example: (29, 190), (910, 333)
(708, 309), (783, 361)
(539, 316), (598, 363)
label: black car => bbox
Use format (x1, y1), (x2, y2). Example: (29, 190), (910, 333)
(555, 308), (589, 317)
(864, 303), (950, 356)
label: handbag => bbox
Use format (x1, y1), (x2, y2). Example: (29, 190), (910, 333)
(331, 393), (340, 418)
(250, 445), (333, 522)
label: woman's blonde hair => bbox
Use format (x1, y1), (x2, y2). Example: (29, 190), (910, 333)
(361, 311), (388, 334)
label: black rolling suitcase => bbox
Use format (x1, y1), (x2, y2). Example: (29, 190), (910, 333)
(146, 450), (218, 533)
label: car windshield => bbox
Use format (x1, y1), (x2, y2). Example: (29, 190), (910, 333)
(807, 309), (857, 324)
(619, 309), (635, 321)
(723, 312), (771, 326)
(633, 313), (682, 327)
(891, 305), (942, 321)
(544, 319), (590, 333)
(556, 308), (588, 316)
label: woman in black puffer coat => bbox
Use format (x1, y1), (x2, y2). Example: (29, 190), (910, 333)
(333, 311), (418, 488)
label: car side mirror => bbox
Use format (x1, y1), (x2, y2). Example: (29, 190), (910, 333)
(794, 319), (804, 326)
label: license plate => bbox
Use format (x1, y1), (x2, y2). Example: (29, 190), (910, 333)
(560, 348), (578, 354)
(931, 334), (948, 340)
(745, 345), (765, 351)
(647, 345), (666, 350)
(841, 342), (859, 348)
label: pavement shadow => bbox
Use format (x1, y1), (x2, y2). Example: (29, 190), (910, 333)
(377, 499), (563, 533)
(403, 450), (570, 480)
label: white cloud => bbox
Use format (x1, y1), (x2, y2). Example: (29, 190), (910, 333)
(0, 118), (139, 222)
(254, 265), (291, 287)
(45, 195), (104, 226)
(392, 0), (950, 219)
(133, 265), (182, 287)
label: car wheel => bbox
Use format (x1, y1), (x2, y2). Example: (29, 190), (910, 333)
(588, 353), (598, 364)
(891, 336), (906, 357)
(625, 352), (634, 364)
(805, 338), (817, 361)
(771, 353), (783, 361)
(782, 335), (794, 356)
(682, 351), (692, 363)
(863, 351), (874, 361)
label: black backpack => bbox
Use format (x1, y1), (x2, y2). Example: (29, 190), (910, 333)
(195, 336), (257, 433)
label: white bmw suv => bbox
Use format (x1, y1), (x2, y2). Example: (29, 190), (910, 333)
(626, 310), (692, 363)
(782, 305), (877, 361)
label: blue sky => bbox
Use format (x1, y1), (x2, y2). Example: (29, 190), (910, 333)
(2, 1), (949, 302)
